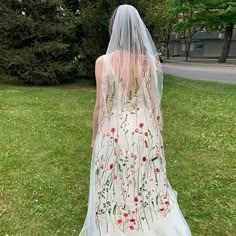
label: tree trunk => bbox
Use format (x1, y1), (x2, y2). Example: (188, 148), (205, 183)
(218, 23), (234, 63)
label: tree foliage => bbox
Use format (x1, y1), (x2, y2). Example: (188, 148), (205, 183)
(0, 0), (78, 85)
(168, 0), (236, 62)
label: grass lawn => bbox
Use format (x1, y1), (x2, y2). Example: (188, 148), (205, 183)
(0, 75), (235, 236)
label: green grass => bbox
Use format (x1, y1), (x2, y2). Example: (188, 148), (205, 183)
(0, 75), (235, 236)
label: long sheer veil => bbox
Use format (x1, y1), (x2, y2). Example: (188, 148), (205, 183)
(98, 4), (164, 135)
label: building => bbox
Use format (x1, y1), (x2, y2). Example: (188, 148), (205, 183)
(169, 29), (236, 58)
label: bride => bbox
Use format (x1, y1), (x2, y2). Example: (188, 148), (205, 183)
(79, 4), (192, 236)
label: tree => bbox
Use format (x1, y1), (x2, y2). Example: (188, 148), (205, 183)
(168, 0), (199, 61)
(0, 0), (78, 85)
(144, 0), (177, 59)
(195, 1), (236, 63)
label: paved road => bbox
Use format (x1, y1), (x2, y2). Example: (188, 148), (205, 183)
(162, 62), (236, 84)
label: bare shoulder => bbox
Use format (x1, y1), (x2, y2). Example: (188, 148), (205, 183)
(95, 55), (105, 81)
(95, 55), (105, 67)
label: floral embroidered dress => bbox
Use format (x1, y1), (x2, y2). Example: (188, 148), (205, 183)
(78, 54), (192, 236)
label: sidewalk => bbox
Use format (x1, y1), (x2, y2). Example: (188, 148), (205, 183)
(164, 57), (236, 67)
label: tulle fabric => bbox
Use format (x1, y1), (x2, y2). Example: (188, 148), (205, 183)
(78, 4), (192, 236)
(79, 106), (192, 236)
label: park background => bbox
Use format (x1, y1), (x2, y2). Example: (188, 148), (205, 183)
(0, 0), (235, 236)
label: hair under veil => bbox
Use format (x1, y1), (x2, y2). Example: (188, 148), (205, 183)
(98, 4), (164, 136)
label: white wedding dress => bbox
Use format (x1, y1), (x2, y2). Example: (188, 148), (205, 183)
(78, 64), (192, 236)
(78, 4), (192, 236)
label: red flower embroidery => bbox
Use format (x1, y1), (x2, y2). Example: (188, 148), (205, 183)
(130, 225), (135, 230)
(157, 116), (160, 121)
(130, 218), (136, 223)
(134, 196), (139, 202)
(165, 201), (169, 205)
(139, 123), (144, 128)
(111, 128), (115, 133)
(154, 168), (160, 173)
(144, 140), (148, 147)
(142, 156), (147, 162)
(144, 131), (148, 136)
(115, 138), (118, 143)
(123, 213), (128, 217)
(160, 208), (164, 212)
(114, 175), (117, 180)
(117, 219), (122, 224)
(109, 163), (113, 169)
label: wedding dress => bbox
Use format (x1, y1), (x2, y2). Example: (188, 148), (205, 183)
(78, 4), (192, 236)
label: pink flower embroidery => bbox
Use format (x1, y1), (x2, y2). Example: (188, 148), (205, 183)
(115, 138), (118, 143)
(123, 213), (128, 217)
(111, 128), (115, 133)
(142, 156), (147, 162)
(144, 131), (148, 136)
(114, 175), (117, 180)
(160, 208), (164, 212)
(144, 140), (148, 147)
(134, 196), (139, 202)
(139, 123), (144, 128)
(165, 201), (169, 205)
(157, 116), (160, 121)
(106, 132), (110, 136)
(130, 225), (135, 230)
(130, 218), (136, 223)
(109, 163), (113, 169)
(117, 219), (122, 224)
(135, 128), (139, 133)
(154, 168), (160, 173)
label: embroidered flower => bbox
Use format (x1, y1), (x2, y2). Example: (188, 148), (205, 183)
(123, 213), (128, 217)
(139, 123), (144, 128)
(111, 128), (115, 133)
(106, 132), (110, 136)
(115, 138), (118, 143)
(144, 140), (148, 147)
(117, 219), (122, 224)
(109, 163), (113, 169)
(160, 208), (164, 212)
(154, 168), (160, 173)
(165, 201), (169, 205)
(134, 196), (139, 202)
(129, 225), (135, 230)
(114, 175), (117, 180)
(156, 116), (160, 121)
(142, 156), (147, 162)
(144, 131), (148, 136)
(135, 128), (139, 133)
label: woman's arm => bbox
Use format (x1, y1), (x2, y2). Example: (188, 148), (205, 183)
(91, 56), (104, 149)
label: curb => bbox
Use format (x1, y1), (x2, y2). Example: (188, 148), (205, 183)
(164, 59), (236, 67)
